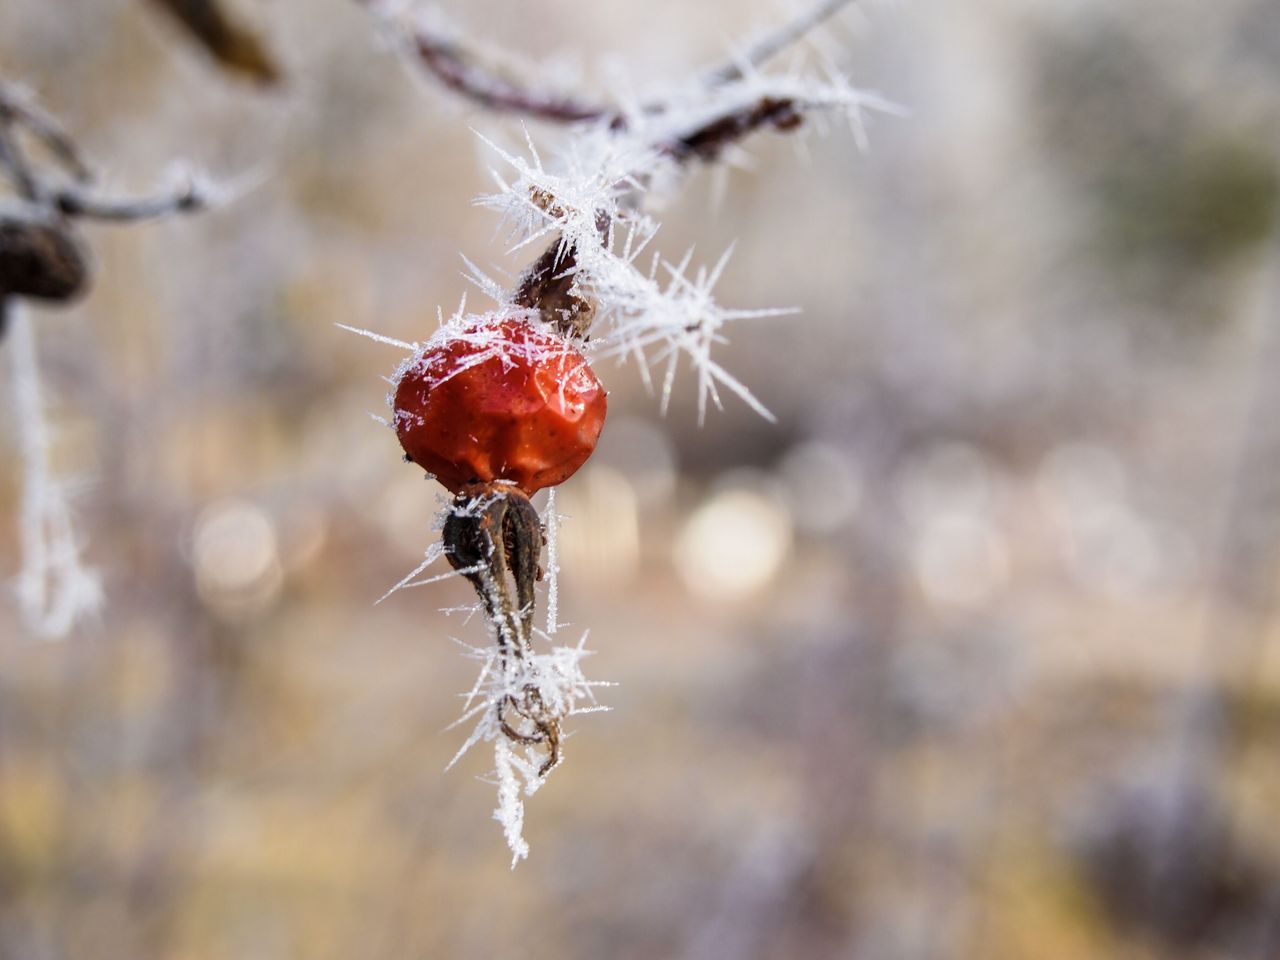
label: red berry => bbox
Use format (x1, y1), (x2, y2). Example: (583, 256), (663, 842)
(392, 313), (607, 495)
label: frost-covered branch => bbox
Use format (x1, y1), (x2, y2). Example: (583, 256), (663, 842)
(0, 79), (221, 231)
(0, 80), (217, 638)
(451, 36), (898, 419)
(355, 0), (609, 123)
(4, 300), (102, 639)
(0, 81), (93, 192)
(51, 168), (211, 222)
(355, 0), (870, 147)
(0, 81), (218, 316)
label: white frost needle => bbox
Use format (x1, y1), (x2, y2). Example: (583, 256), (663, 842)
(375, 540), (447, 604)
(336, 322), (416, 351)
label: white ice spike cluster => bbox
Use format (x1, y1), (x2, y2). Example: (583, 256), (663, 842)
(469, 79), (892, 423)
(474, 130), (798, 423)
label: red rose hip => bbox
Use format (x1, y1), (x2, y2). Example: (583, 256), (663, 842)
(392, 313), (607, 495)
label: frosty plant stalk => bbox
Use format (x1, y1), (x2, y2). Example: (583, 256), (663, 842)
(0, 80), (215, 639)
(350, 0), (898, 863)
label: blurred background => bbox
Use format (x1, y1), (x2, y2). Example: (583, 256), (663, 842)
(2, 0), (1280, 957)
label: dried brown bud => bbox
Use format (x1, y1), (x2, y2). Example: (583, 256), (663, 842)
(0, 213), (90, 303)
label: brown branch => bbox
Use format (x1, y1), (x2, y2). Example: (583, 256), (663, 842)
(355, 0), (609, 123)
(512, 241), (592, 336)
(144, 0), (282, 86)
(662, 96), (806, 163)
(358, 0), (855, 133)
(512, 207), (610, 336)
(407, 33), (608, 123)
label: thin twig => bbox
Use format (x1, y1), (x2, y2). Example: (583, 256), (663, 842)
(0, 121), (40, 200)
(663, 95), (806, 162)
(0, 81), (94, 184)
(357, 0), (852, 134)
(370, 1), (877, 328)
(53, 179), (206, 222)
(0, 80), (209, 227)
(355, 0), (609, 123)
(407, 32), (608, 122)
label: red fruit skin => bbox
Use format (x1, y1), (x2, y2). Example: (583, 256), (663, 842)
(393, 315), (607, 495)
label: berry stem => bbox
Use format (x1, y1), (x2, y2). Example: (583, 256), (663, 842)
(443, 485), (563, 774)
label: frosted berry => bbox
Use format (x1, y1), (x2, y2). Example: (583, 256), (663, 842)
(393, 313), (607, 494)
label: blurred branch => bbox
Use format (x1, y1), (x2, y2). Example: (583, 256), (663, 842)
(354, 0), (856, 140)
(0, 80), (213, 315)
(703, 0), (859, 86)
(352, 0), (608, 122)
(144, 0), (282, 86)
(0, 83), (93, 189)
(4, 299), (103, 638)
(53, 175), (207, 222)
(0, 79), (217, 641)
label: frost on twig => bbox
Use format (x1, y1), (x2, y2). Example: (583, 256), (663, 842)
(354, 0), (609, 123)
(0, 80), (225, 226)
(4, 301), (101, 639)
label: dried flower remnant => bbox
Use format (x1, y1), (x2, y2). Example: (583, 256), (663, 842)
(350, 0), (895, 862)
